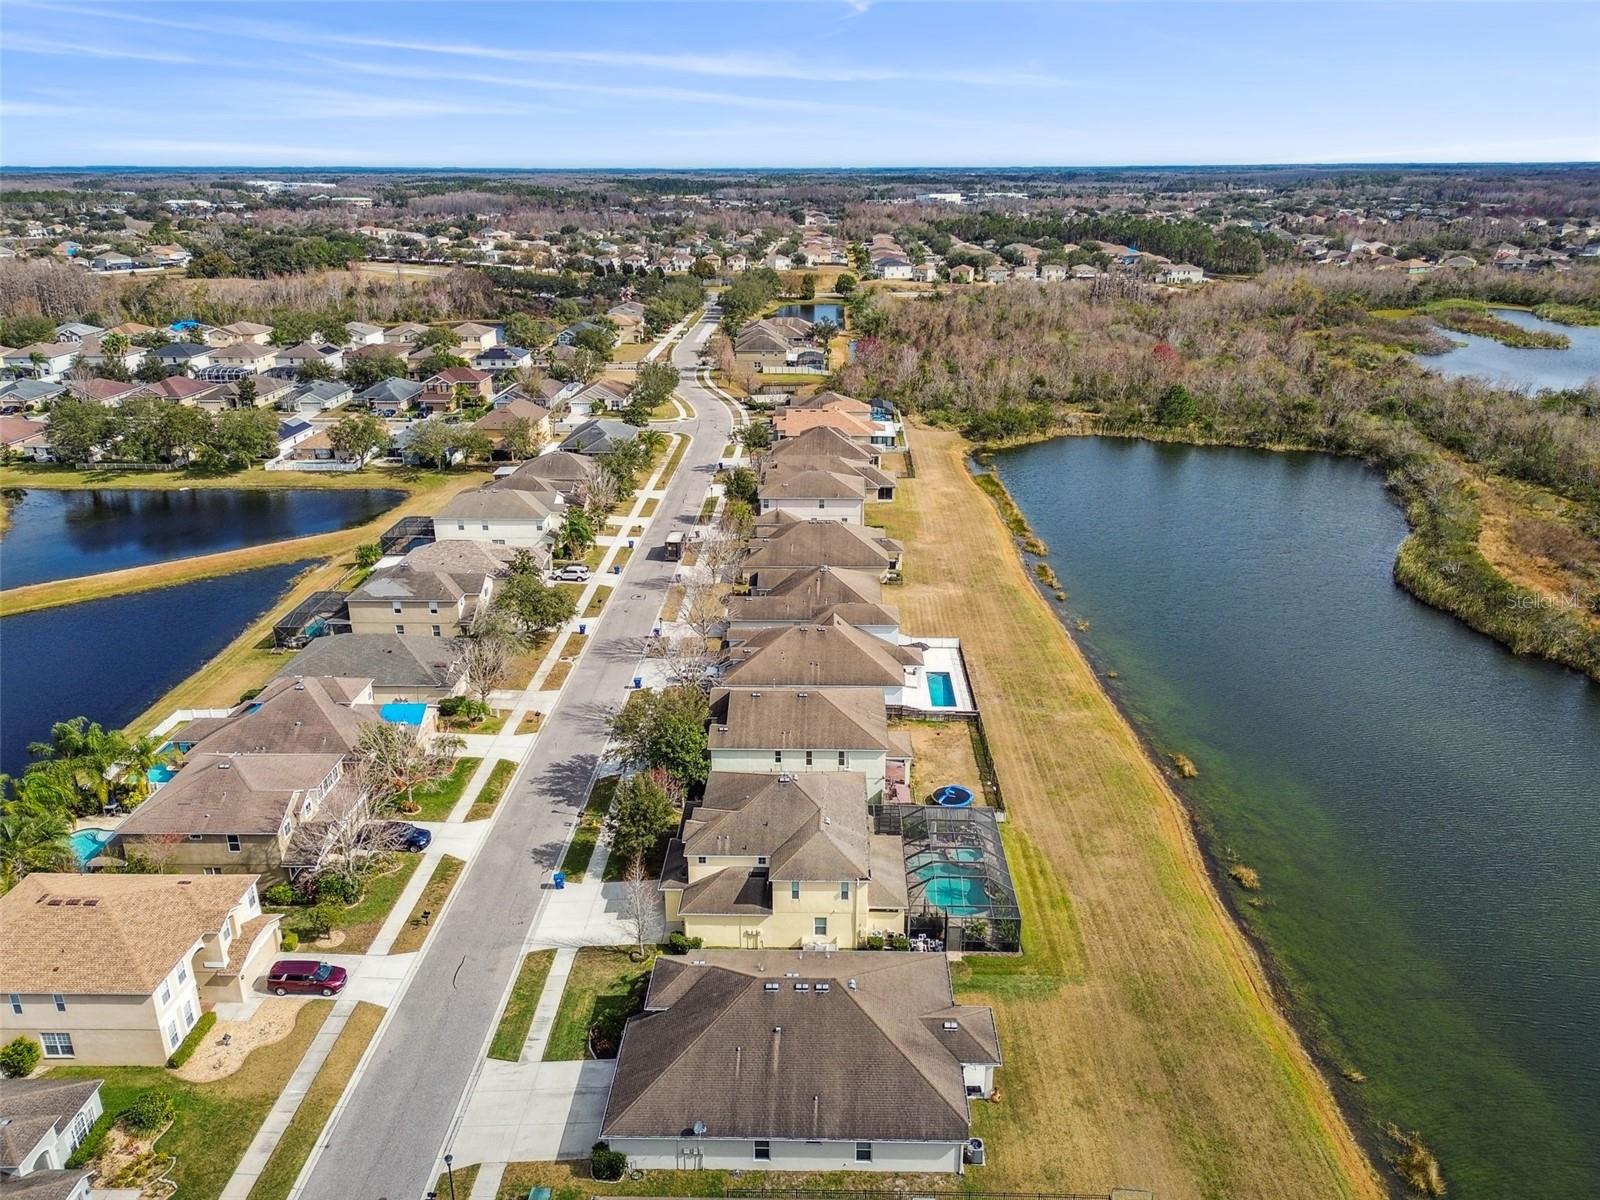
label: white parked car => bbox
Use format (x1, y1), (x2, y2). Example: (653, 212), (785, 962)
(553, 564), (591, 582)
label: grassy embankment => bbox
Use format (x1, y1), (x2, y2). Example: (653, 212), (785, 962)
(0, 463), (475, 617)
(869, 423), (1384, 1200)
(1531, 302), (1600, 326)
(51, 1001), (332, 1200)
(244, 1001), (384, 1200)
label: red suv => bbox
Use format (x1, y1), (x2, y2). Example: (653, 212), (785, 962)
(267, 959), (348, 997)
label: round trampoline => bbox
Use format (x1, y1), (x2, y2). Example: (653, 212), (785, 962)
(932, 784), (975, 807)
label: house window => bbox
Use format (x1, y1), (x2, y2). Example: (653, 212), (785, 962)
(757, 856), (768, 866)
(791, 880), (801, 901)
(855, 1142), (873, 1163)
(41, 1033), (74, 1058)
(457, 522), (466, 531)
(166, 1020), (180, 1049)
(804, 750), (813, 766)
(840, 881), (850, 901)
(753, 1141), (771, 1161)
(70, 1111), (91, 1146)
(817, 500), (825, 509)
(160, 982), (171, 1005)
(184, 1001), (196, 1029)
(428, 601), (439, 614)
(813, 917), (828, 937)
(186, 833), (203, 842)
(481, 523), (490, 531)
(52, 993), (66, 1012)
(203, 867), (222, 875)
(432, 625), (442, 637)
(7, 994), (20, 1015)
(395, 624), (405, 635)
(227, 834), (241, 854)
(696, 856), (707, 865)
(177, 963), (188, 985)
(392, 601), (404, 614)
(773, 750), (783, 764)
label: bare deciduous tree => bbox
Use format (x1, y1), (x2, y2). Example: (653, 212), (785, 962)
(354, 721), (465, 816)
(621, 854), (656, 953)
(457, 610), (519, 703)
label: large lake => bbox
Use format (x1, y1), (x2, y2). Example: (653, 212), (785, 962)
(0, 562), (311, 778)
(992, 437), (1599, 1198)
(773, 302), (844, 324)
(0, 488), (402, 590)
(1423, 307), (1600, 391)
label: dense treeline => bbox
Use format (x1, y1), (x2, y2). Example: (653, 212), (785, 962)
(837, 267), (1600, 678)
(43, 395), (278, 472)
(931, 212), (1281, 274)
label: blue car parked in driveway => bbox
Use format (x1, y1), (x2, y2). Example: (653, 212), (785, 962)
(361, 820), (432, 852)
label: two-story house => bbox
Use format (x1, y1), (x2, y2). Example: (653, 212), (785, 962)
(719, 616), (923, 704)
(0, 1076), (104, 1196)
(725, 566), (900, 644)
(659, 771), (907, 949)
(755, 466), (868, 524)
(345, 541), (512, 636)
(0, 873), (279, 1065)
(433, 486), (562, 549)
(707, 687), (910, 802)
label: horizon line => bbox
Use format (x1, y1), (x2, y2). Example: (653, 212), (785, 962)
(5, 160), (1600, 174)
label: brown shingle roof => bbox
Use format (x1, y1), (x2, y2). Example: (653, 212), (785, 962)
(0, 1077), (101, 1167)
(0, 874), (256, 995)
(721, 617), (917, 689)
(708, 688), (894, 753)
(743, 520), (900, 574)
(602, 952), (993, 1144)
(685, 771), (871, 880)
(756, 467), (867, 502)
(765, 426), (875, 464)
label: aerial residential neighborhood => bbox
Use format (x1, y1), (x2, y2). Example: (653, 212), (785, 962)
(2, 5), (1598, 1200)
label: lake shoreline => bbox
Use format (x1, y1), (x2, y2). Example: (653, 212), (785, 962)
(968, 419), (1600, 683)
(965, 444), (1401, 1190)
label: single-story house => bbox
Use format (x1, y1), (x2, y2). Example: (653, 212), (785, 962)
(566, 378), (631, 417)
(66, 377), (143, 406)
(600, 952), (998, 1173)
(560, 418), (638, 457)
(283, 379), (353, 415)
(772, 409), (877, 442)
(273, 342), (344, 375)
(0, 380), (66, 413)
(0, 414), (53, 461)
(275, 416), (316, 457)
(359, 376), (423, 417)
(0, 873), (279, 1065)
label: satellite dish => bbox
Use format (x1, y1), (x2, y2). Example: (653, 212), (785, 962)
(692, 1120), (707, 1137)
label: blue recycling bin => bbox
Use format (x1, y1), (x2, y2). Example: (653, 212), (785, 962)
(632, 675), (643, 689)
(578, 622), (587, 635)
(552, 871), (566, 890)
(627, 538), (635, 549)
(612, 564), (621, 574)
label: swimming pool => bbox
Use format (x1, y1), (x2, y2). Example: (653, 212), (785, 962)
(914, 863), (990, 916)
(927, 671), (957, 707)
(147, 763), (178, 785)
(69, 827), (115, 864)
(380, 702), (428, 726)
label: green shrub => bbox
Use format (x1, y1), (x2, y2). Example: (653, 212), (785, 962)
(865, 934), (886, 951)
(591, 1141), (627, 1182)
(165, 1011), (217, 1068)
(890, 933), (911, 951)
(0, 1036), (41, 1078)
(665, 932), (703, 955)
(280, 930), (300, 952)
(303, 903), (338, 940)
(122, 1088), (176, 1134)
(262, 882), (297, 907)
(66, 1111), (117, 1167)
(316, 873), (362, 905)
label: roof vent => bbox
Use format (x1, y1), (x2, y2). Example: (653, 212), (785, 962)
(217, 761), (232, 770)
(847, 978), (857, 990)
(816, 982), (830, 993)
(795, 982), (810, 991)
(784, 971), (799, 978)
(943, 1020), (960, 1030)
(764, 982), (780, 992)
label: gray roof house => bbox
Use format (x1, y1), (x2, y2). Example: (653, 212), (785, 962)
(491, 450), (597, 501)
(284, 379), (353, 414)
(559, 418), (639, 456)
(0, 1076), (102, 1197)
(359, 377), (423, 415)
(275, 634), (466, 702)
(600, 952), (998, 1173)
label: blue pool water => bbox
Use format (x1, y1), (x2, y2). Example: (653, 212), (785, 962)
(918, 865), (989, 915)
(147, 763), (178, 785)
(69, 828), (115, 863)
(927, 671), (957, 707)
(380, 702), (428, 726)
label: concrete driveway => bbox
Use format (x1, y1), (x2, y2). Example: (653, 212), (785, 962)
(451, 1058), (616, 1164)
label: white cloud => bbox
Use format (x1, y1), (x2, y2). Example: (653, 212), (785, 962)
(1, 32), (196, 64)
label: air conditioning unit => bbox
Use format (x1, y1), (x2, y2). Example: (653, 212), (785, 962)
(964, 1137), (985, 1167)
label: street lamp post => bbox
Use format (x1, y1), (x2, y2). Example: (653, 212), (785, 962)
(444, 1154), (456, 1200)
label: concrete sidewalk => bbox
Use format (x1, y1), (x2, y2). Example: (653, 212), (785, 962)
(219, 999), (356, 1200)
(519, 946), (576, 1062)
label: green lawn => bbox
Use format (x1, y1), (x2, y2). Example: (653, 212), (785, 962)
(583, 589), (608, 618)
(559, 775), (617, 881)
(542, 947), (655, 1061)
(389, 855), (465, 954)
(406, 757), (481, 821)
(488, 950), (558, 1061)
(657, 434), (689, 484)
(435, 1162), (481, 1198)
(51, 1002), (333, 1200)
(244, 1002), (383, 1200)
(467, 758), (517, 821)
(270, 855), (422, 952)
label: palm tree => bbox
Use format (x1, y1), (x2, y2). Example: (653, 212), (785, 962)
(637, 429), (668, 457)
(116, 735), (169, 806)
(28, 717), (132, 814)
(0, 796), (75, 893)
(558, 507), (596, 558)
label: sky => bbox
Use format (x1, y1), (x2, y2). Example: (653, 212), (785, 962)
(2, 1), (1597, 168)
